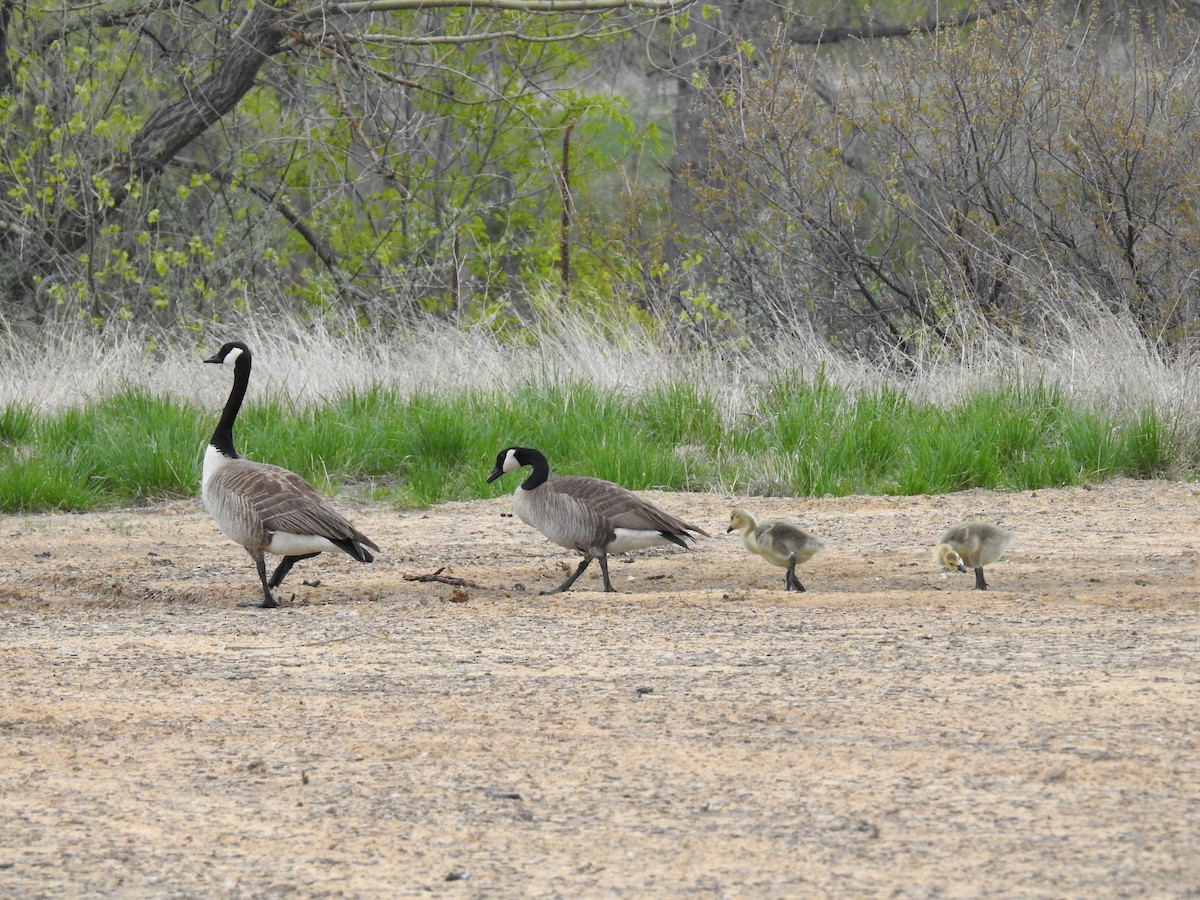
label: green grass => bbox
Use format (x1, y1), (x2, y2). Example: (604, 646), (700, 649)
(0, 376), (1178, 512)
(0, 402), (35, 446)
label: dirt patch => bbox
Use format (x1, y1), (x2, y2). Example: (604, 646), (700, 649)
(2, 478), (1199, 896)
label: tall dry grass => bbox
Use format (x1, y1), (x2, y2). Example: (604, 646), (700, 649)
(1, 296), (1195, 447)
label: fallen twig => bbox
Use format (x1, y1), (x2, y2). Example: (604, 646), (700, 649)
(403, 567), (482, 588)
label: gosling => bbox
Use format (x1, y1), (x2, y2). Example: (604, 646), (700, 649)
(933, 522), (1014, 591)
(487, 446), (708, 594)
(727, 507), (824, 592)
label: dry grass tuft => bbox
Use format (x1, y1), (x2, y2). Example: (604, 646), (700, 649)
(1, 296), (1194, 441)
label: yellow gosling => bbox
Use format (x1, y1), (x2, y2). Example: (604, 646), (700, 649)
(727, 507), (825, 592)
(933, 521), (1014, 591)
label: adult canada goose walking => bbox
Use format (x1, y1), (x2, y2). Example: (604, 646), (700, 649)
(727, 507), (824, 592)
(201, 341), (379, 608)
(487, 446), (708, 594)
(933, 521), (1013, 591)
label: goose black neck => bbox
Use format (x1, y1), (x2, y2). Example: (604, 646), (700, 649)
(210, 353), (251, 458)
(519, 448), (551, 490)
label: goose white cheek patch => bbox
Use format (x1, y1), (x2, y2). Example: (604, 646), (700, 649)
(224, 347), (243, 365)
(503, 449), (522, 473)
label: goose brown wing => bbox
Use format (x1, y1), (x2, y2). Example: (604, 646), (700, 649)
(219, 460), (378, 548)
(550, 475), (707, 538)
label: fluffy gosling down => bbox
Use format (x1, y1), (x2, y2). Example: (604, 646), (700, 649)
(487, 446), (709, 594)
(933, 522), (1013, 591)
(202, 341), (379, 608)
(727, 507), (825, 592)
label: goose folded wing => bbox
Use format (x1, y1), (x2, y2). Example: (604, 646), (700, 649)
(553, 475), (702, 538)
(247, 464), (368, 542)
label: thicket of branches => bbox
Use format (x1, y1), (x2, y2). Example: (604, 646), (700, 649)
(3, 0), (1200, 355)
(0, 0), (682, 327)
(675, 5), (1200, 352)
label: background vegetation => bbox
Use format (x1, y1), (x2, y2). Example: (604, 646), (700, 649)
(2, 0), (1199, 510)
(0, 306), (1187, 511)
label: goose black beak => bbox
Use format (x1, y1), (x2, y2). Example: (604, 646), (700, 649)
(486, 466), (504, 484)
(203, 352), (222, 364)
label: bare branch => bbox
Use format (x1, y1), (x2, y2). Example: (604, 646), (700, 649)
(788, 0), (1017, 46)
(284, 26), (422, 88)
(341, 28), (595, 45)
(35, 0), (208, 51)
(288, 0), (693, 26)
(0, 0), (13, 94)
(0, 218), (32, 239)
(170, 158), (344, 284)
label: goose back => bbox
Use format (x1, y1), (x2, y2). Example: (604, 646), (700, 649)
(514, 473), (702, 554)
(747, 520), (824, 568)
(729, 508), (823, 568)
(936, 522), (1011, 569)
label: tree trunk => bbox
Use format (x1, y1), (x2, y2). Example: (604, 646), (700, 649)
(49, 1), (287, 254)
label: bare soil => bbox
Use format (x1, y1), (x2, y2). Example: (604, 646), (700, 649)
(2, 478), (1199, 897)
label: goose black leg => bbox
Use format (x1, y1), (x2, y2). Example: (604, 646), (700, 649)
(269, 553), (320, 589)
(974, 567), (988, 591)
(596, 554), (616, 592)
(240, 556), (279, 608)
(785, 563), (806, 592)
(542, 557), (592, 595)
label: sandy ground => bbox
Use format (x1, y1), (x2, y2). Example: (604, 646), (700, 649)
(2, 477), (1199, 897)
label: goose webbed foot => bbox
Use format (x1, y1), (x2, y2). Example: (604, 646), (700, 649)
(239, 594), (280, 609)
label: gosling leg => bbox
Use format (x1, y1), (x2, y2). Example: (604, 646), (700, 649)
(784, 562), (806, 592)
(974, 566), (988, 591)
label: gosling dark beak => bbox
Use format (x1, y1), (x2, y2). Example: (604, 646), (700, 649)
(956, 563), (968, 573)
(726, 525), (735, 533)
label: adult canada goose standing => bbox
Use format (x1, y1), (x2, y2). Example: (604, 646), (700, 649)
(487, 446), (708, 594)
(727, 507), (825, 592)
(202, 341), (379, 608)
(933, 521), (1013, 591)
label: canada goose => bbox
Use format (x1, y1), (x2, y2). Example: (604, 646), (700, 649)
(727, 507), (824, 592)
(933, 521), (1013, 591)
(201, 341), (379, 608)
(486, 446), (708, 594)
